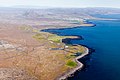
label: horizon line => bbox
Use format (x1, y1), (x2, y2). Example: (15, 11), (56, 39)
(0, 5), (120, 9)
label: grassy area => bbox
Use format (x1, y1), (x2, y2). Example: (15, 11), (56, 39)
(65, 45), (85, 54)
(33, 33), (77, 43)
(33, 33), (45, 40)
(66, 60), (77, 68)
(48, 35), (65, 43)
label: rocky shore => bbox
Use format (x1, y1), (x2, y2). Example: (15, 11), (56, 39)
(56, 47), (89, 80)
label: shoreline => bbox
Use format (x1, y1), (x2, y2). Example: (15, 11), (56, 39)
(40, 22), (94, 80)
(40, 23), (95, 32)
(56, 47), (89, 80)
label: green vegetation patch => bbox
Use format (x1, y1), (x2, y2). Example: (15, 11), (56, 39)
(48, 35), (64, 43)
(33, 33), (45, 40)
(48, 35), (77, 43)
(66, 60), (77, 68)
(68, 45), (85, 53)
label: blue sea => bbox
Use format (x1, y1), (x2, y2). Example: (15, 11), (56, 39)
(43, 14), (120, 80)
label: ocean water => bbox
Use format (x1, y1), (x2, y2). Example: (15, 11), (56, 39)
(43, 15), (120, 80)
(91, 14), (120, 19)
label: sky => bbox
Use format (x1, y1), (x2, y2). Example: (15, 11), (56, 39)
(0, 0), (120, 8)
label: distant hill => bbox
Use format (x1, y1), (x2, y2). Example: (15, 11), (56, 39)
(0, 7), (120, 25)
(11, 5), (55, 9)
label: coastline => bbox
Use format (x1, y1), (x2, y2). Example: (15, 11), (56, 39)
(39, 21), (95, 80)
(40, 22), (94, 80)
(56, 47), (89, 80)
(41, 23), (95, 31)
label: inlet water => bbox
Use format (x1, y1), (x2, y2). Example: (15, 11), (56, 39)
(43, 16), (120, 80)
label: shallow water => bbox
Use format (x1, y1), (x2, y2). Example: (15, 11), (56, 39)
(43, 15), (120, 80)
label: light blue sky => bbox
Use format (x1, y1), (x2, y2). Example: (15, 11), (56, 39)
(0, 0), (120, 8)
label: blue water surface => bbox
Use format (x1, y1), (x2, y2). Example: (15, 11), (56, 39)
(91, 14), (120, 19)
(43, 16), (120, 80)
